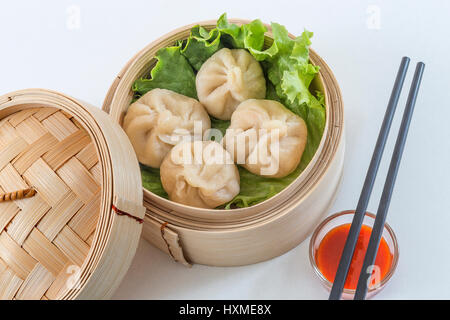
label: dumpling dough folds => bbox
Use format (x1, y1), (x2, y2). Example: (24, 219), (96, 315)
(160, 141), (240, 208)
(223, 99), (308, 178)
(196, 48), (266, 120)
(123, 88), (211, 168)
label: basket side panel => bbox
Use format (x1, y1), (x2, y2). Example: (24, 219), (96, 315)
(142, 215), (191, 267)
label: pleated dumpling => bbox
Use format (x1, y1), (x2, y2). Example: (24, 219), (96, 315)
(123, 88), (211, 168)
(160, 141), (240, 208)
(196, 48), (266, 120)
(223, 99), (308, 178)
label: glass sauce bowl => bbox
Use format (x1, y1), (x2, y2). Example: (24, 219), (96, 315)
(309, 210), (399, 299)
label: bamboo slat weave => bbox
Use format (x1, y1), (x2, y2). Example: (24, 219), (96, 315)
(0, 107), (101, 300)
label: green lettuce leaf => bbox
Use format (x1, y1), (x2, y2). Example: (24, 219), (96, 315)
(217, 14), (273, 59)
(132, 46), (197, 100)
(216, 13), (246, 48)
(225, 166), (294, 209)
(180, 26), (224, 71)
(140, 164), (168, 198)
(265, 24), (320, 107)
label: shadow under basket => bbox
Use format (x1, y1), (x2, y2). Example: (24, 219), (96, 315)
(0, 89), (145, 299)
(103, 19), (345, 267)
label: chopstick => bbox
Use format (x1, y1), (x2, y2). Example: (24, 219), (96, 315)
(354, 62), (425, 300)
(328, 57), (410, 300)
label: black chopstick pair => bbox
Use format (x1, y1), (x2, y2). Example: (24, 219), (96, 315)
(329, 57), (425, 300)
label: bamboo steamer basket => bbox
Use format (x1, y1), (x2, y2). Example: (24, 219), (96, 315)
(103, 19), (345, 267)
(0, 89), (145, 299)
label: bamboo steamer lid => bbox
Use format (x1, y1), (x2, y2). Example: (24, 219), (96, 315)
(103, 19), (345, 267)
(0, 89), (145, 299)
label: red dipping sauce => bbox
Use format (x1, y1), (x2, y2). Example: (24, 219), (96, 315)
(315, 223), (393, 290)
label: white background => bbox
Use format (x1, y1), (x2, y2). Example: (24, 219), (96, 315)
(1, 0), (449, 299)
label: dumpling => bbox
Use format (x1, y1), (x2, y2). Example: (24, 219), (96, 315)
(223, 99), (307, 178)
(160, 141), (240, 208)
(196, 48), (266, 120)
(123, 88), (211, 168)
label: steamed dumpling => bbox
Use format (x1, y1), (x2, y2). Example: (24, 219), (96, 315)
(223, 99), (307, 178)
(196, 48), (266, 120)
(123, 88), (211, 168)
(160, 141), (240, 208)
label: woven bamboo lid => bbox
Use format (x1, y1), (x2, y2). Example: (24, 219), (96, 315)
(0, 89), (145, 299)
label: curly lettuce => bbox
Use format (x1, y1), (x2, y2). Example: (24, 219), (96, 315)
(132, 14), (326, 208)
(132, 46), (197, 100)
(179, 26), (224, 71)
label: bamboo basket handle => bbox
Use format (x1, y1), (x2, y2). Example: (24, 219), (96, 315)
(0, 187), (36, 202)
